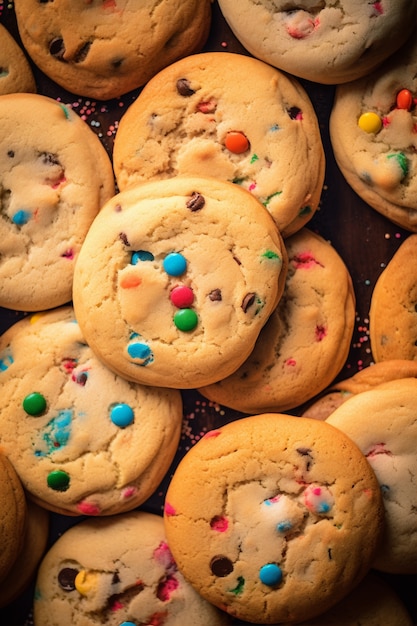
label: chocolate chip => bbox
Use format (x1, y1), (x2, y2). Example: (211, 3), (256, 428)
(40, 152), (60, 166)
(119, 232), (130, 246)
(186, 192), (205, 211)
(7, 150), (14, 158)
(241, 292), (256, 312)
(112, 572), (120, 585)
(233, 256), (242, 265)
(287, 106), (302, 119)
(58, 567), (79, 591)
(296, 447), (312, 456)
(210, 556), (234, 577)
(112, 58), (124, 69)
(176, 78), (195, 97)
(49, 37), (66, 60)
(74, 41), (92, 63)
(209, 289), (222, 302)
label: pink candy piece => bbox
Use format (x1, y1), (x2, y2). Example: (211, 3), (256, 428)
(292, 251), (323, 270)
(76, 501), (101, 515)
(204, 429), (222, 439)
(366, 442), (392, 458)
(315, 325), (327, 341)
(164, 502), (176, 516)
(157, 575), (179, 601)
(210, 515), (229, 532)
(121, 485), (137, 499)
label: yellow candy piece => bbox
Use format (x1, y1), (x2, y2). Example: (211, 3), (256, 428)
(358, 112), (382, 134)
(74, 570), (99, 596)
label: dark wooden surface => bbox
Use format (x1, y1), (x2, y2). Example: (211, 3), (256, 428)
(0, 2), (416, 624)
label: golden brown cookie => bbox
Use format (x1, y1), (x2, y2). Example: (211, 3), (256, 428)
(330, 33), (417, 231)
(369, 235), (417, 362)
(73, 176), (287, 389)
(113, 52), (325, 237)
(0, 23), (36, 95)
(164, 413), (385, 623)
(14, 0), (213, 100)
(0, 453), (27, 585)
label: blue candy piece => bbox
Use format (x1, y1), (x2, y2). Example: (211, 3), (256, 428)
(163, 252), (187, 276)
(259, 563), (282, 586)
(110, 403), (134, 428)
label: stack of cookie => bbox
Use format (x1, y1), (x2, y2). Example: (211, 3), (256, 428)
(0, 1), (416, 625)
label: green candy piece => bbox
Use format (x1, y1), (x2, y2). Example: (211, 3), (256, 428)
(23, 392), (47, 416)
(47, 470), (70, 492)
(387, 152), (409, 178)
(173, 308), (198, 332)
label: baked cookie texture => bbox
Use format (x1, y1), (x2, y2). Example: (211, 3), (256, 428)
(217, 0), (416, 85)
(73, 176), (287, 389)
(199, 228), (355, 413)
(302, 359), (417, 420)
(0, 307), (183, 516)
(0, 23), (36, 94)
(33, 511), (230, 626)
(369, 234), (417, 362)
(327, 378), (417, 574)
(0, 499), (49, 607)
(0, 93), (115, 312)
(14, 0), (213, 100)
(330, 32), (417, 231)
(113, 52), (325, 237)
(164, 413), (385, 624)
(0, 453), (27, 585)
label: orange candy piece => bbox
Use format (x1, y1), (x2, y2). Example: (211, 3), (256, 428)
(396, 89), (413, 111)
(224, 130), (250, 154)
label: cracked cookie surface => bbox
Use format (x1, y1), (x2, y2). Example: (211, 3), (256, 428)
(72, 176), (287, 389)
(217, 0), (416, 84)
(34, 512), (229, 626)
(113, 52), (325, 237)
(0, 306), (183, 516)
(164, 413), (384, 623)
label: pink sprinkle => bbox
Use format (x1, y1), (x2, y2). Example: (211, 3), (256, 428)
(382, 116), (391, 128)
(210, 516), (229, 532)
(285, 358), (297, 367)
(248, 182), (257, 191)
(61, 249), (74, 260)
(76, 501), (101, 515)
(164, 502), (176, 516)
(366, 443), (392, 458)
(121, 486), (136, 499)
(153, 541), (176, 570)
(315, 325), (327, 341)
(292, 251), (323, 269)
(221, 41), (228, 48)
(313, 487), (321, 495)
(111, 600), (123, 611)
(197, 99), (217, 114)
(372, 2), (383, 15)
(62, 357), (77, 373)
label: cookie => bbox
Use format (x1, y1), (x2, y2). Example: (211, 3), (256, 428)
(0, 23), (36, 95)
(34, 511), (229, 626)
(217, 1), (416, 85)
(0, 499), (49, 607)
(73, 176), (287, 389)
(0, 93), (115, 312)
(327, 378), (417, 574)
(199, 228), (355, 413)
(14, 0), (213, 100)
(164, 413), (385, 623)
(0, 306), (183, 516)
(369, 235), (417, 362)
(113, 52), (325, 237)
(302, 359), (417, 420)
(330, 33), (417, 231)
(0, 453), (27, 585)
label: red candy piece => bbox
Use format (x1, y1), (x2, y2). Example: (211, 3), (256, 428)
(224, 130), (250, 154)
(170, 285), (194, 308)
(396, 89), (413, 111)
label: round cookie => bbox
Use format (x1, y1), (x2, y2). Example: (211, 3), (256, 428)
(73, 176), (287, 389)
(164, 413), (385, 624)
(217, 0), (416, 85)
(0, 93), (115, 312)
(0, 499), (49, 607)
(113, 52), (325, 237)
(369, 235), (417, 362)
(302, 359), (417, 420)
(0, 306), (183, 516)
(327, 378), (417, 574)
(199, 228), (355, 413)
(330, 33), (417, 231)
(14, 0), (213, 100)
(33, 511), (229, 626)
(0, 23), (36, 95)
(0, 453), (27, 585)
